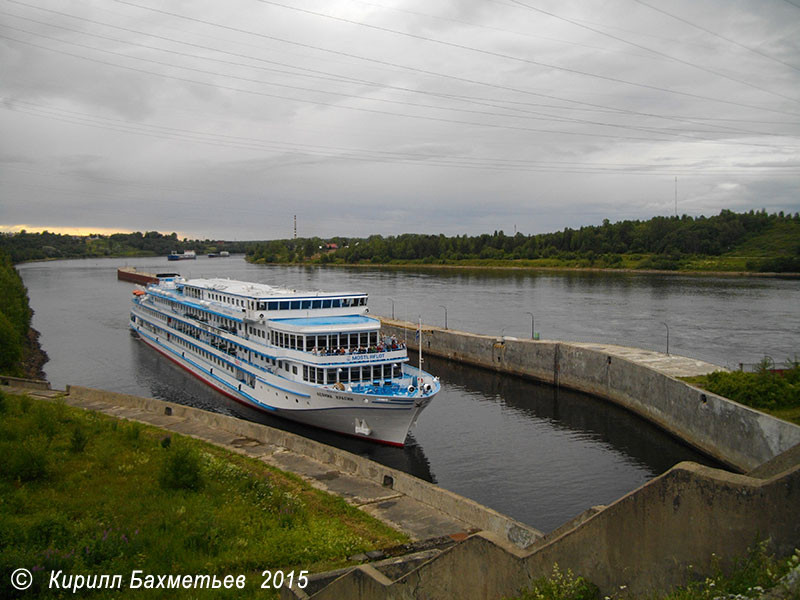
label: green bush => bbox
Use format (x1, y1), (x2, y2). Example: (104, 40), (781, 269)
(509, 564), (599, 600)
(69, 426), (89, 453)
(704, 366), (800, 410)
(159, 444), (204, 491)
(2, 438), (49, 482)
(662, 542), (798, 600)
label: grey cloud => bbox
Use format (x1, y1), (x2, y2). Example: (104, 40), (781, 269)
(1, 0), (798, 239)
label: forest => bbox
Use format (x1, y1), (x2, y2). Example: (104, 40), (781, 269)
(0, 251), (35, 376)
(247, 210), (800, 273)
(0, 230), (249, 264)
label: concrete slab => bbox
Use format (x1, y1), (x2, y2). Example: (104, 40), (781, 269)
(270, 452), (400, 505)
(359, 494), (472, 541)
(571, 342), (725, 377)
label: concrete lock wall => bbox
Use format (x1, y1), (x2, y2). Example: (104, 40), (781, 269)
(380, 318), (800, 472)
(311, 460), (800, 600)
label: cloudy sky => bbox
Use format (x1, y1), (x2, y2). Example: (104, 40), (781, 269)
(1, 0), (799, 240)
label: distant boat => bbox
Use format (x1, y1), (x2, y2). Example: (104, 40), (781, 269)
(208, 253), (219, 258)
(117, 267), (179, 285)
(167, 250), (197, 261)
(219, 251), (230, 257)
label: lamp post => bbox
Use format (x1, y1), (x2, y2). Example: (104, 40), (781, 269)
(661, 321), (670, 355)
(388, 297), (395, 320)
(525, 311), (535, 339)
(438, 305), (448, 330)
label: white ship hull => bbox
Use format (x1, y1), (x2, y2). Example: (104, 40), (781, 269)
(131, 322), (433, 446)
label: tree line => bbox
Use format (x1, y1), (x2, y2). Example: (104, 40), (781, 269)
(0, 231), (249, 264)
(248, 210), (800, 272)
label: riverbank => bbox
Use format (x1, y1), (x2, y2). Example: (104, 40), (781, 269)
(0, 251), (48, 379)
(21, 326), (48, 380)
(245, 255), (799, 278)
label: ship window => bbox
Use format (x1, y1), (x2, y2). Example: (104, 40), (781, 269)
(267, 302), (277, 310)
(322, 299), (331, 308)
(301, 300), (311, 309)
(291, 301), (300, 310)
(303, 365), (308, 380)
(292, 365), (297, 375)
(331, 299), (341, 308)
(312, 300), (321, 309)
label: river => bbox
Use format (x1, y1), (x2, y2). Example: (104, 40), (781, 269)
(17, 257), (799, 531)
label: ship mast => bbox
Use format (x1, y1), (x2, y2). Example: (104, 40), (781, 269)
(418, 316), (423, 371)
(418, 316), (423, 396)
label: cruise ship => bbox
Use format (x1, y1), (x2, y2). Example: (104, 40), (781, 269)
(129, 276), (439, 445)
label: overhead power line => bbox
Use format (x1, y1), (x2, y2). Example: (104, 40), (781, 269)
(104, 0), (800, 119)
(12, 0), (796, 136)
(3, 29), (709, 146)
(631, 0), (800, 73)
(256, 0), (800, 107)
(6, 11), (786, 142)
(502, 0), (799, 101)
(5, 98), (799, 176)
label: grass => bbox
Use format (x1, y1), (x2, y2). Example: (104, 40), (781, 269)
(0, 391), (406, 599)
(659, 543), (799, 600)
(506, 564), (598, 600)
(255, 252), (795, 274)
(727, 220), (800, 258)
(681, 362), (800, 426)
(506, 543), (800, 600)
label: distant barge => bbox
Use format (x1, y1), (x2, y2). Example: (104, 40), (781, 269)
(117, 267), (179, 285)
